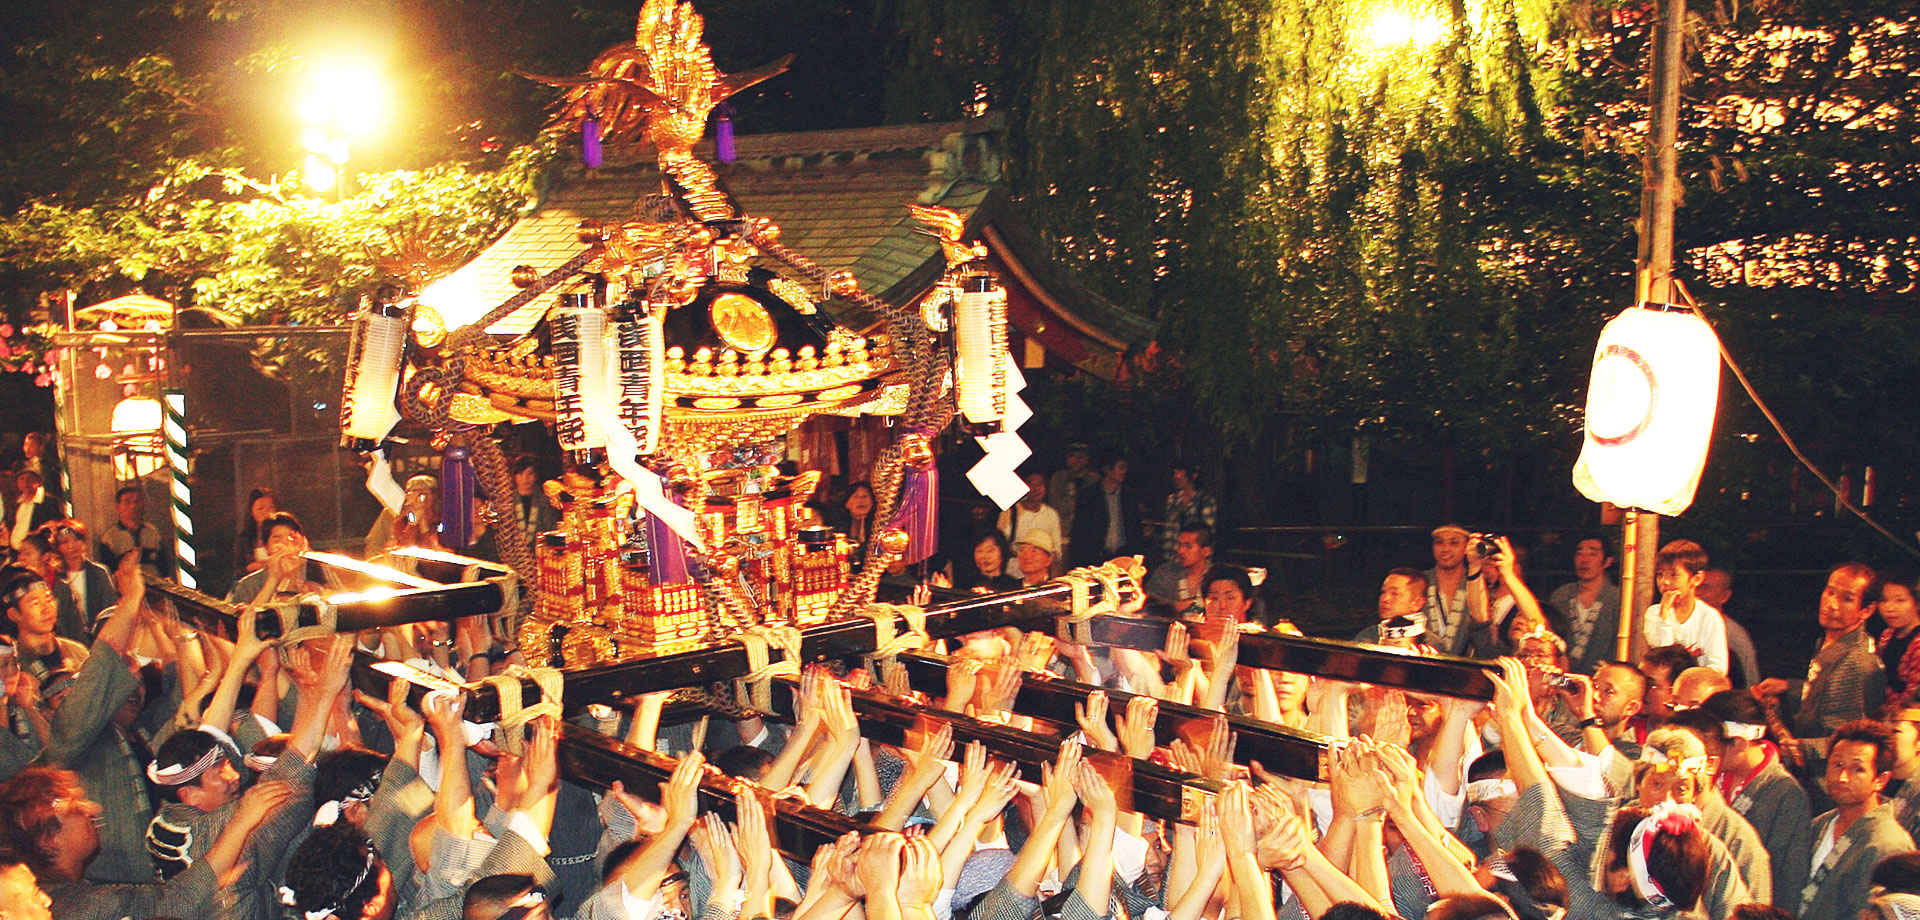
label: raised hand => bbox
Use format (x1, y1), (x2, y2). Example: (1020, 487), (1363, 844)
(908, 721), (955, 776)
(1042, 740), (1084, 815)
(1018, 632), (1055, 671)
(979, 661), (1023, 714)
(897, 836), (943, 913)
(1199, 714), (1238, 782)
(662, 751), (706, 831)
(1074, 689), (1119, 752)
(943, 657), (983, 713)
(1162, 621), (1190, 665)
(689, 813), (742, 893)
(1218, 780), (1258, 854)
(1117, 695), (1159, 761)
(232, 778), (295, 829)
(1070, 759), (1117, 817)
(854, 832), (906, 901)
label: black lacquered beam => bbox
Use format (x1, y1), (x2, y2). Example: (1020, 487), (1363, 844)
(146, 576), (503, 639)
(558, 722), (867, 856)
(458, 579), (1122, 722)
(754, 678), (1219, 824)
(1089, 617), (1500, 702)
(892, 651), (1332, 783)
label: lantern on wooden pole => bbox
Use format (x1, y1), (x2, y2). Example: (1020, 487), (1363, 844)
(1571, 0), (1721, 661)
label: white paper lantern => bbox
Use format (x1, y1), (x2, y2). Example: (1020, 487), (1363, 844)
(1572, 304), (1722, 515)
(341, 302), (409, 446)
(953, 275), (1007, 425)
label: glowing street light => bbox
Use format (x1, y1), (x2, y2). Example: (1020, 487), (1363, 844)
(299, 64), (384, 195)
(1359, 8), (1446, 53)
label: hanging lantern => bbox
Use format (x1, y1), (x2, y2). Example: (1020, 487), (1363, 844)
(952, 272), (1007, 425)
(340, 298), (410, 449)
(1572, 303), (1722, 516)
(551, 294), (610, 456)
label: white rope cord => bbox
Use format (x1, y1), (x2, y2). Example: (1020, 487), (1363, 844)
(277, 595), (339, 647)
(861, 603), (930, 660)
(483, 666), (562, 754)
(733, 625), (803, 715)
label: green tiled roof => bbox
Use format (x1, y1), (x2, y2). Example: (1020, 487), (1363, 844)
(436, 120), (1000, 337)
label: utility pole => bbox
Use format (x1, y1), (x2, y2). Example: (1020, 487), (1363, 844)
(1617, 0), (1687, 661)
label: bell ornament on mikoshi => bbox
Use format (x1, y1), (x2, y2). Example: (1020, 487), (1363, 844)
(1572, 302), (1723, 516)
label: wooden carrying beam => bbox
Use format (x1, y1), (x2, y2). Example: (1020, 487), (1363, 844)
(891, 651), (1332, 783)
(558, 723), (867, 855)
(453, 580), (1115, 722)
(146, 575), (507, 640)
(1089, 617), (1500, 702)
(760, 679), (1222, 824)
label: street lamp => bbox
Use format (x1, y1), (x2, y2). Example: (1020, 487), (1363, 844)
(299, 65), (383, 195)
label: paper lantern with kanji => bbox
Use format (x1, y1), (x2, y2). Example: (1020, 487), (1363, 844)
(1572, 304), (1722, 515)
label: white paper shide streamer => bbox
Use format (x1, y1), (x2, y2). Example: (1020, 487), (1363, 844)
(551, 301), (610, 452)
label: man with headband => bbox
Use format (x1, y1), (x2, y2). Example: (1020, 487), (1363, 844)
(1422, 525), (1475, 656)
(1699, 690), (1812, 906)
(1356, 567), (1430, 647)
(1, 567), (86, 683)
(1801, 720), (1915, 920)
(1661, 710), (1775, 905)
(145, 727), (247, 879)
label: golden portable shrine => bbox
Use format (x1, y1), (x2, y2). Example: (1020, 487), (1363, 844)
(336, 0), (1025, 670)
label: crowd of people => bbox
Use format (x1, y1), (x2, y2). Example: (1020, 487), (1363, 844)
(1, 433), (1919, 920)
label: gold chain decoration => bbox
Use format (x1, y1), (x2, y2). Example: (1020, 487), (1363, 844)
(483, 666), (564, 754)
(860, 603), (929, 662)
(732, 625), (802, 715)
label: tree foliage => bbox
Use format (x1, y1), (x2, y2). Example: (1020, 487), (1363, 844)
(882, 0), (1920, 525)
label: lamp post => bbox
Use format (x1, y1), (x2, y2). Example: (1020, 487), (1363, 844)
(299, 66), (382, 197)
(1571, 0), (1720, 662)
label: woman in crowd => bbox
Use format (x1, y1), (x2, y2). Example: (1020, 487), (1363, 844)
(1881, 569), (1920, 701)
(232, 487), (276, 577)
(951, 530), (1021, 594)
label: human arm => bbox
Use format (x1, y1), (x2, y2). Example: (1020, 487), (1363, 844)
(605, 750), (704, 901)
(1074, 690), (1119, 753)
(896, 836), (943, 920)
(98, 550), (144, 654)
(736, 787), (776, 920)
(1377, 743), (1483, 898)
(424, 689), (480, 838)
(198, 778), (296, 885)
(1069, 760), (1119, 917)
(874, 721), (953, 830)
(1168, 803), (1225, 920)
(1219, 781), (1276, 920)
(1491, 657), (1550, 792)
(1005, 741), (1083, 898)
(200, 607), (275, 735)
(1199, 623), (1240, 712)
(761, 670), (825, 791)
(805, 678), (861, 810)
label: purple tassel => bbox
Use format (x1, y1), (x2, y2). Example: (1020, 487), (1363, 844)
(889, 462), (939, 566)
(715, 104), (736, 163)
(582, 110), (603, 169)
(439, 445), (477, 549)
(643, 474), (693, 585)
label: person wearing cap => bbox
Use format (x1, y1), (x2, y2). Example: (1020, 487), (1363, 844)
(1144, 525), (1213, 615)
(1, 568), (87, 683)
(1699, 689), (1812, 906)
(996, 471), (1061, 579)
(1800, 720), (1915, 920)
(1013, 529), (1057, 588)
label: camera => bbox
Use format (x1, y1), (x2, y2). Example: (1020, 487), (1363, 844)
(1545, 671), (1580, 692)
(1471, 533), (1503, 558)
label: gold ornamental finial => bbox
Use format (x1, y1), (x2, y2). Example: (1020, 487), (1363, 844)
(908, 204), (987, 267)
(523, 0), (791, 155)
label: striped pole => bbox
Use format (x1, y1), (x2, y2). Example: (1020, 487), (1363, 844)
(163, 390), (196, 589)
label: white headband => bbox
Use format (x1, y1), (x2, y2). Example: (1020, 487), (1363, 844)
(1465, 778), (1517, 803)
(1627, 802), (1701, 911)
(1639, 746), (1707, 774)
(148, 745), (221, 787)
(1722, 721), (1765, 742)
(1381, 615), (1427, 640)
